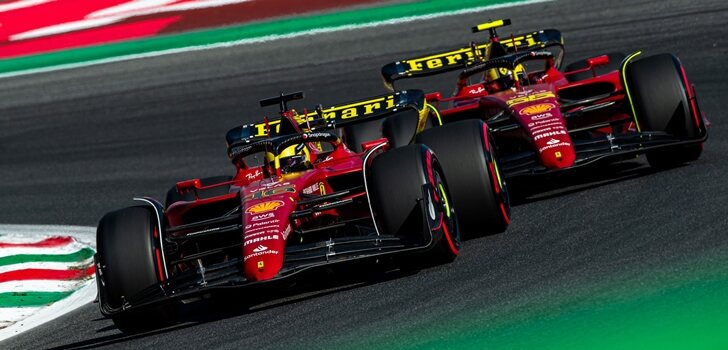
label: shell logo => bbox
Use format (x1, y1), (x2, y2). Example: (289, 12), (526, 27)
(520, 103), (555, 116)
(246, 200), (284, 214)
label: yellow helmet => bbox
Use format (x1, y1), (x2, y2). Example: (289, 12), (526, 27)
(484, 64), (526, 90)
(265, 144), (311, 174)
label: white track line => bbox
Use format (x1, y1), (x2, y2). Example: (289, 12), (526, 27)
(0, 0), (551, 79)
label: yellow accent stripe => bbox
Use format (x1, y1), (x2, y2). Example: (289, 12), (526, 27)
(493, 157), (503, 190)
(425, 102), (443, 126)
(621, 51), (643, 132)
(474, 19), (506, 32)
(438, 183), (451, 218)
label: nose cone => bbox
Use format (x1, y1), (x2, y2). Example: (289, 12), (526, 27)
(242, 195), (294, 282)
(539, 144), (576, 169)
(243, 231), (285, 281)
(516, 101), (576, 170)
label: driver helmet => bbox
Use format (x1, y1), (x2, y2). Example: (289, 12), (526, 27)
(265, 144), (311, 174)
(484, 64), (527, 92)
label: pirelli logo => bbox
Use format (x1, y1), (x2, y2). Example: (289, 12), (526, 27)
(251, 95), (397, 137)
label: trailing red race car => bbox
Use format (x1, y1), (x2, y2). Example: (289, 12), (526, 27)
(94, 90), (508, 333)
(381, 19), (708, 179)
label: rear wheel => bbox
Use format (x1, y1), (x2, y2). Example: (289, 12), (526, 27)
(416, 120), (509, 239)
(368, 144), (460, 264)
(165, 175), (233, 208)
(564, 52), (626, 82)
(624, 53), (703, 168)
(96, 206), (178, 333)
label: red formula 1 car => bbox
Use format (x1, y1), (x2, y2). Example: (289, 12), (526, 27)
(94, 90), (506, 333)
(381, 19), (708, 179)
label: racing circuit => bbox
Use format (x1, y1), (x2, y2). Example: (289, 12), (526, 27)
(2, 0), (728, 348)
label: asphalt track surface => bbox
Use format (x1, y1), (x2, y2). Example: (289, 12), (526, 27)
(2, 0), (728, 348)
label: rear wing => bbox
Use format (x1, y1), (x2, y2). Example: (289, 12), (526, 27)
(381, 29), (564, 90)
(227, 90), (427, 143)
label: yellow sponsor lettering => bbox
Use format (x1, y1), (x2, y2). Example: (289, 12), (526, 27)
(404, 44), (488, 73)
(363, 102), (381, 115)
(407, 60), (424, 72)
(249, 94), (410, 134)
(340, 107), (359, 119)
(502, 34), (538, 48)
(386, 95), (395, 109)
(254, 123), (266, 137)
(426, 59), (443, 69)
(253, 120), (282, 137)
(506, 92), (556, 106)
(445, 53), (462, 65)
(322, 111), (337, 120)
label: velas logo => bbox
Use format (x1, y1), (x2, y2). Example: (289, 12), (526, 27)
(245, 200), (284, 214)
(520, 103), (555, 116)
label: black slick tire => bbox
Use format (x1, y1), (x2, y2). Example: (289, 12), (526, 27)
(624, 53), (703, 168)
(368, 144), (460, 264)
(415, 120), (509, 239)
(96, 206), (178, 333)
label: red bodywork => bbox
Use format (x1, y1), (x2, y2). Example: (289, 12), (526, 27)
(164, 130), (377, 283)
(425, 52), (671, 176)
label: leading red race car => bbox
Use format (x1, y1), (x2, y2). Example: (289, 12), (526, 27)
(381, 19), (708, 179)
(94, 90), (508, 333)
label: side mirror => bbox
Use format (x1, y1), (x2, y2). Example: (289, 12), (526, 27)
(175, 179), (201, 198)
(587, 55), (610, 68)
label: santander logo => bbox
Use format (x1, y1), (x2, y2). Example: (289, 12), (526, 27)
(253, 245), (268, 253)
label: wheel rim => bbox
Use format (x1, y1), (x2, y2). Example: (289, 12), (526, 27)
(428, 155), (460, 254)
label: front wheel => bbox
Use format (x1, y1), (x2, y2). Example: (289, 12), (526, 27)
(624, 53), (704, 168)
(96, 206), (178, 333)
(368, 144), (460, 265)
